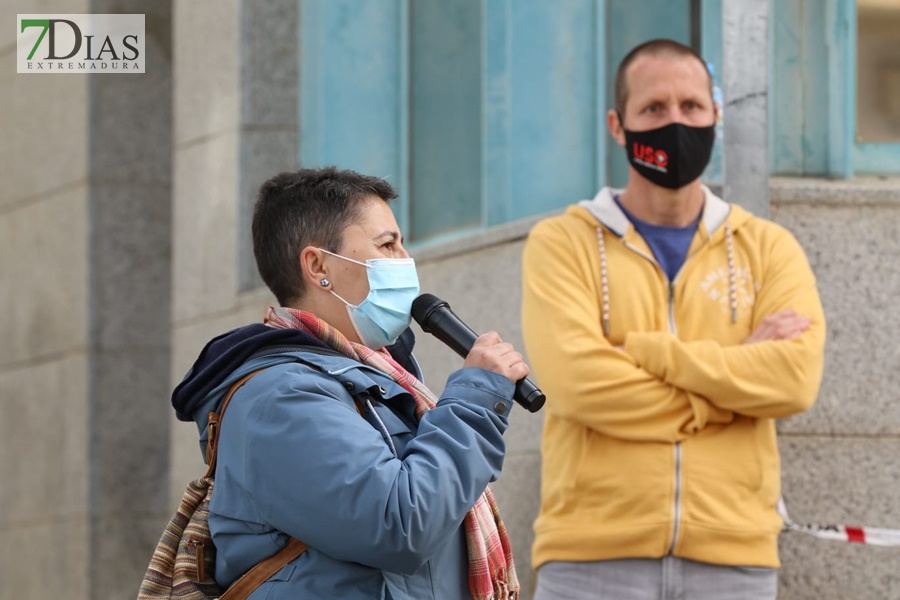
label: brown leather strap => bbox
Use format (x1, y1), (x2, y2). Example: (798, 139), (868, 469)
(202, 369), (310, 598)
(218, 538), (310, 600)
(204, 370), (265, 477)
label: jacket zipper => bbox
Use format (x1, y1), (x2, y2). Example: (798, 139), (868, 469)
(667, 282), (677, 334)
(623, 243), (686, 554)
(669, 442), (683, 554)
(667, 281), (682, 554)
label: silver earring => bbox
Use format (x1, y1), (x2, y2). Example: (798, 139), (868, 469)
(320, 278), (330, 287)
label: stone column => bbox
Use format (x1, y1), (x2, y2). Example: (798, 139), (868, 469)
(168, 0), (298, 494)
(86, 1), (173, 598)
(722, 0), (769, 217)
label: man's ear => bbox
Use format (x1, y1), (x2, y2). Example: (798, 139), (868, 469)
(607, 109), (626, 147)
(300, 246), (329, 290)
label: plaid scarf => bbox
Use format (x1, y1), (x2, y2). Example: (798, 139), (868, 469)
(265, 306), (520, 600)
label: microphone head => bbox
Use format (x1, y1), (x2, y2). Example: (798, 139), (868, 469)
(411, 293), (449, 330)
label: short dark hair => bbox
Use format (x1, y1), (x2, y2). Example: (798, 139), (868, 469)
(252, 166), (398, 306)
(614, 38), (712, 117)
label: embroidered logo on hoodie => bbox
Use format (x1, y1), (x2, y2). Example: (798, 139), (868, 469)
(700, 266), (758, 313)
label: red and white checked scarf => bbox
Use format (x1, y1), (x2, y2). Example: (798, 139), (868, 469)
(265, 306), (520, 600)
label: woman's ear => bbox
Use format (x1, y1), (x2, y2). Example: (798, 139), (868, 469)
(299, 246), (330, 290)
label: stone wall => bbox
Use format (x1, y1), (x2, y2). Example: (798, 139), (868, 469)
(773, 178), (900, 599)
(0, 2), (172, 599)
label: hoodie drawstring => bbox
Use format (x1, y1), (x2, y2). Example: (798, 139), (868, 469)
(595, 227), (611, 336)
(725, 222), (737, 323)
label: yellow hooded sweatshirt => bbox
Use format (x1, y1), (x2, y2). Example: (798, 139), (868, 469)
(523, 186), (825, 570)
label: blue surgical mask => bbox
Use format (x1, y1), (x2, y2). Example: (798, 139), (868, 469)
(320, 249), (420, 349)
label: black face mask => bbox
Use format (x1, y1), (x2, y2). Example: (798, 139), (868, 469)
(622, 121), (715, 189)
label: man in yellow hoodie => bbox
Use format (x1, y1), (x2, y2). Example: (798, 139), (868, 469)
(522, 39), (825, 599)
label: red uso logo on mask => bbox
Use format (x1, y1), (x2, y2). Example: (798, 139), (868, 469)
(632, 143), (669, 171)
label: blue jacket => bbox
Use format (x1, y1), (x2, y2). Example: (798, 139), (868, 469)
(177, 326), (515, 599)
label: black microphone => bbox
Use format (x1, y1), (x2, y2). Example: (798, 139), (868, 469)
(411, 293), (545, 413)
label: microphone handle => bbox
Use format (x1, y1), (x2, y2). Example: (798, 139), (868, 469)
(423, 309), (546, 413)
(423, 309), (479, 358)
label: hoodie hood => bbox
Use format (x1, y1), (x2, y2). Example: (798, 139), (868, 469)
(171, 323), (329, 422)
(171, 323), (420, 422)
(576, 184), (754, 238)
(569, 185), (756, 330)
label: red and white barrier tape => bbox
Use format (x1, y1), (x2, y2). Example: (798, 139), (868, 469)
(778, 498), (900, 547)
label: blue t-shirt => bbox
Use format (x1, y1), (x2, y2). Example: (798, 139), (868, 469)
(615, 196), (700, 282)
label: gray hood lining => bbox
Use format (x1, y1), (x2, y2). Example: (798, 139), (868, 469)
(577, 184), (731, 237)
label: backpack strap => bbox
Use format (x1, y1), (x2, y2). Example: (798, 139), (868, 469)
(204, 369), (261, 476)
(204, 369), (310, 600)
